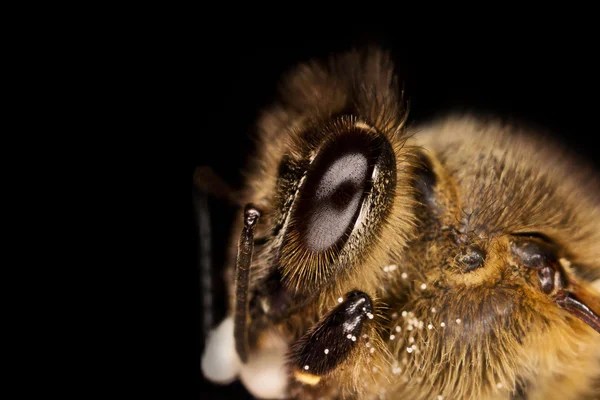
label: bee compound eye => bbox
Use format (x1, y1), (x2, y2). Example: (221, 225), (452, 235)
(280, 123), (397, 293)
(302, 151), (369, 252)
(292, 131), (386, 254)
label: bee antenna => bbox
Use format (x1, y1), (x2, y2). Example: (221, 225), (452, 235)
(234, 204), (261, 363)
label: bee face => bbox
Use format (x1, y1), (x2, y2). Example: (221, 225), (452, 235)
(201, 50), (600, 399)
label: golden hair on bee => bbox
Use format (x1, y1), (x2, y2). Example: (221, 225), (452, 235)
(200, 48), (600, 400)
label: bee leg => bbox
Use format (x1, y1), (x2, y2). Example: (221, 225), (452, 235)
(510, 237), (600, 333)
(289, 291), (374, 385)
(555, 281), (600, 334)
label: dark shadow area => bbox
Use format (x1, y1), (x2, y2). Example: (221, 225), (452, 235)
(191, 29), (599, 399)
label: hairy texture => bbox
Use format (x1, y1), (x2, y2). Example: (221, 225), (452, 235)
(208, 49), (600, 399)
(366, 117), (600, 399)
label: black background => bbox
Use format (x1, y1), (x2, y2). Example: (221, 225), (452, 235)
(191, 28), (599, 399)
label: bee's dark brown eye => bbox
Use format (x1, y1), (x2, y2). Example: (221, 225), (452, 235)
(295, 134), (376, 252)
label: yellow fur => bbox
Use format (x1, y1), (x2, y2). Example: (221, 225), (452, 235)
(217, 49), (600, 399)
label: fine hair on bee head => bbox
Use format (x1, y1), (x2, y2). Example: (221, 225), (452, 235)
(200, 47), (600, 400)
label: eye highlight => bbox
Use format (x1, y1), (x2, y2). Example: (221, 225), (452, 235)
(298, 143), (371, 252)
(279, 119), (397, 293)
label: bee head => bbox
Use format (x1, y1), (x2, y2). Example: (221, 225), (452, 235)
(200, 50), (600, 400)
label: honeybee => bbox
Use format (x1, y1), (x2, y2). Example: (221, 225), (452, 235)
(199, 49), (600, 399)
